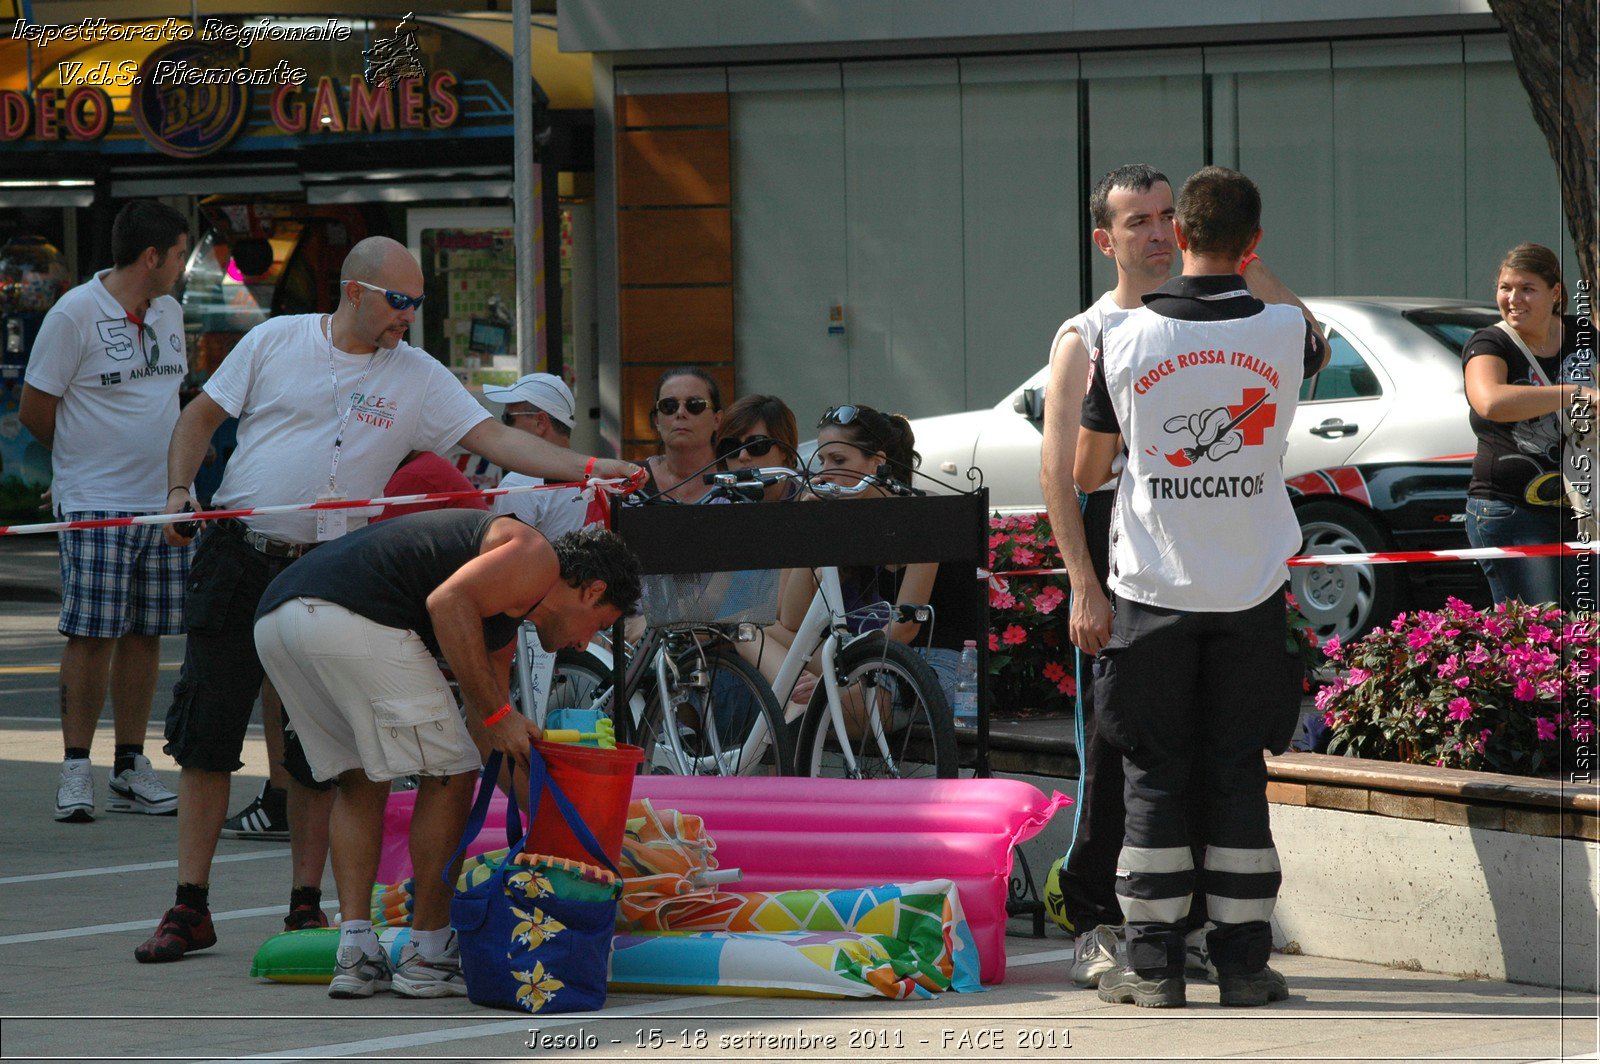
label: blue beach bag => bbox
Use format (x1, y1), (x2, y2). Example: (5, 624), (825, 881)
(448, 747), (622, 1013)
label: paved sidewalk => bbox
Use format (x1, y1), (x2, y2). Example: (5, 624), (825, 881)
(1, 721), (1594, 1063)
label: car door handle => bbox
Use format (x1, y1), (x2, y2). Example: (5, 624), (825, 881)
(1309, 419), (1358, 438)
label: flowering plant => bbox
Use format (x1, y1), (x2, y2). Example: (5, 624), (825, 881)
(986, 512), (1077, 711)
(1317, 597), (1595, 774)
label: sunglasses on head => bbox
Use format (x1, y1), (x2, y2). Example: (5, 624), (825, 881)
(347, 278), (424, 311)
(818, 404), (860, 428)
(722, 435), (777, 459)
(655, 396), (711, 416)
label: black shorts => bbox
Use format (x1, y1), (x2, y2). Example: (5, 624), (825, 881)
(162, 521), (332, 789)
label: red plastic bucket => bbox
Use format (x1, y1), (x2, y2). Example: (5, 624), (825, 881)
(528, 740), (643, 867)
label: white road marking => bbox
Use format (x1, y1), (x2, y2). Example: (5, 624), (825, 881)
(0, 848), (287, 886)
(0, 900), (332, 946)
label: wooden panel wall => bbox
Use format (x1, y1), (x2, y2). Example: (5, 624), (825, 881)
(615, 92), (733, 460)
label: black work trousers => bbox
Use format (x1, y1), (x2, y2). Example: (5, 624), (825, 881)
(1093, 587), (1298, 979)
(1059, 492), (1208, 935)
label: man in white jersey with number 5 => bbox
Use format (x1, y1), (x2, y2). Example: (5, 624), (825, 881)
(1063, 167), (1327, 1009)
(136, 236), (638, 969)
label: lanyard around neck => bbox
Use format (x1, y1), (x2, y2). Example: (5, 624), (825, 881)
(325, 314), (379, 493)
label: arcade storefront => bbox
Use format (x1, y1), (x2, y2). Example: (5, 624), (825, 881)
(0, 13), (595, 494)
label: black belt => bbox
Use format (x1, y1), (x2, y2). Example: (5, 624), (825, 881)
(218, 519), (316, 560)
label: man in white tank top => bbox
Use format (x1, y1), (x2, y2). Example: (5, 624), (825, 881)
(1063, 167), (1328, 1010)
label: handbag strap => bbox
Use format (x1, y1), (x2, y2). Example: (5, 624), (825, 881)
(443, 746), (621, 886)
(1493, 319), (1555, 387)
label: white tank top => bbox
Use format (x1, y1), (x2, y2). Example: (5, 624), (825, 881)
(1099, 301), (1307, 611)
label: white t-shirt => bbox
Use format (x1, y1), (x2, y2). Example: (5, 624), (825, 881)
(24, 271), (185, 512)
(206, 314), (491, 543)
(1051, 292), (1129, 492)
(1099, 302), (1307, 612)
(492, 471), (591, 542)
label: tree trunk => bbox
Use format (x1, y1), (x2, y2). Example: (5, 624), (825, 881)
(1488, 0), (1598, 286)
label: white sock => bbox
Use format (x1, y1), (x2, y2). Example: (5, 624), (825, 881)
(410, 926), (453, 961)
(338, 920), (380, 959)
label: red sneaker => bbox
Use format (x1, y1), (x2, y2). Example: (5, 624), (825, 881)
(284, 903), (329, 932)
(134, 905), (217, 963)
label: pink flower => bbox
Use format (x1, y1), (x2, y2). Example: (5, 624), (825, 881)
(1407, 628), (1434, 649)
(1454, 675), (1470, 689)
(1033, 586), (1066, 616)
(1002, 624), (1027, 647)
(1514, 678), (1537, 701)
(990, 590), (1017, 610)
(987, 633), (1001, 652)
(1436, 654), (1458, 679)
(1391, 613), (1409, 631)
(1536, 717), (1557, 742)
(1323, 634), (1343, 663)
(1042, 661), (1067, 682)
(1314, 679), (1346, 711)
(1573, 718), (1596, 743)
(1465, 644), (1490, 666)
(1012, 546), (1039, 568)
(1347, 667), (1371, 685)
(1057, 674), (1077, 696)
(1447, 697), (1472, 722)
(1414, 704), (1430, 719)
(988, 532), (1008, 550)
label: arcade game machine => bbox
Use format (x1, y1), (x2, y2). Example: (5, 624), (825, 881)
(182, 198), (370, 502)
(0, 236), (70, 500)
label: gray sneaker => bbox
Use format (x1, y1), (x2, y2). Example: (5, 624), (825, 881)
(1070, 923), (1123, 988)
(1184, 924), (1218, 982)
(1097, 966), (1187, 1008)
(54, 760), (94, 823)
(107, 754), (178, 816)
(1218, 965), (1289, 1007)
(391, 935), (468, 998)
(328, 943), (393, 999)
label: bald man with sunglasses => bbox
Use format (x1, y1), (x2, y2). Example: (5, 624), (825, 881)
(136, 237), (638, 964)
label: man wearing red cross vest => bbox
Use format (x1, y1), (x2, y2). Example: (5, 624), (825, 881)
(1064, 166), (1328, 1009)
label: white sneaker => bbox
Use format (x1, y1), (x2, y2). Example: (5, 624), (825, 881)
(328, 943), (393, 999)
(1185, 923), (1219, 982)
(391, 934), (468, 998)
(1070, 923), (1124, 988)
(54, 759), (94, 822)
(107, 754), (178, 816)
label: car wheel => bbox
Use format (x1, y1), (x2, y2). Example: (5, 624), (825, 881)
(1291, 500), (1408, 645)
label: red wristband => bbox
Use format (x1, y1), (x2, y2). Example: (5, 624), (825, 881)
(1239, 252), (1259, 273)
(482, 703), (513, 728)
(584, 456), (596, 478)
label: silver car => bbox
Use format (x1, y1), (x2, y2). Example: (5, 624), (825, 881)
(909, 297), (1499, 641)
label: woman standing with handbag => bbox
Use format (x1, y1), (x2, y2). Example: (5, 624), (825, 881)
(1462, 243), (1595, 608)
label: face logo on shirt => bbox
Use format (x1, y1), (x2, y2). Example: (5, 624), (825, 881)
(350, 393), (398, 430)
(1159, 388), (1276, 467)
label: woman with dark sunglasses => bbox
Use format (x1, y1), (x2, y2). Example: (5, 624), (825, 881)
(637, 367), (724, 504)
(717, 394), (800, 502)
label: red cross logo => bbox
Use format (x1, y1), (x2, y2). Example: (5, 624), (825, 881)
(1226, 388), (1277, 446)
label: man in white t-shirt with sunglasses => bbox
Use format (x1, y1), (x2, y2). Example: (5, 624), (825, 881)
(135, 236), (638, 971)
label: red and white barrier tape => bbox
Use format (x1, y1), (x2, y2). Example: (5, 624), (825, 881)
(983, 540), (1597, 580)
(0, 474), (644, 538)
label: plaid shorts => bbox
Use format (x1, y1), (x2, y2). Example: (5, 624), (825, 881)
(57, 512), (192, 639)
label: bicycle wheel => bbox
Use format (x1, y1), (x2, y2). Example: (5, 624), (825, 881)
(639, 645), (793, 776)
(795, 636), (958, 779)
(547, 649), (612, 715)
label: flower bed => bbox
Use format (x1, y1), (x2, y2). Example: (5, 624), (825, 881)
(1316, 597), (1595, 775)
(986, 513), (1076, 713)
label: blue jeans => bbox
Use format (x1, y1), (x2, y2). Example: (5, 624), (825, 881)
(1464, 497), (1574, 609)
(915, 647), (962, 708)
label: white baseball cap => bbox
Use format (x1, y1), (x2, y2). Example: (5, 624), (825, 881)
(483, 373), (576, 428)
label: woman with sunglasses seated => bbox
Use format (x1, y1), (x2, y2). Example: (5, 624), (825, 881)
(717, 394), (801, 502)
(634, 368), (725, 505)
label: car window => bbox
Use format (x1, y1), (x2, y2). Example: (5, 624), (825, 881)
(1303, 329), (1381, 402)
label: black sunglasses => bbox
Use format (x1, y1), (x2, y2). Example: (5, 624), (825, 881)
(656, 396), (711, 416)
(722, 434), (777, 459)
(131, 318), (160, 369)
(348, 278), (424, 311)
(818, 404), (860, 428)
